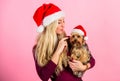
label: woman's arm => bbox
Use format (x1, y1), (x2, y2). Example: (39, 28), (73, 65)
(68, 55), (95, 72)
(51, 37), (68, 64)
(35, 60), (56, 81)
(83, 43), (96, 70)
(87, 54), (95, 69)
(32, 37), (68, 81)
(32, 45), (57, 81)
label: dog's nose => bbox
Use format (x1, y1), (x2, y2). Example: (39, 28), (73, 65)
(74, 39), (77, 42)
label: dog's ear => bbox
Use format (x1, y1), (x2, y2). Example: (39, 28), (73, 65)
(67, 37), (72, 49)
(82, 36), (86, 45)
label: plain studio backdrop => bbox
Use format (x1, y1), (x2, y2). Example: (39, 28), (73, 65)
(0, 0), (120, 81)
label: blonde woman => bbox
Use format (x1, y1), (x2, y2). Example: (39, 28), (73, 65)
(32, 3), (95, 81)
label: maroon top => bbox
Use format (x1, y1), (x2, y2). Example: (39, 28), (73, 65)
(32, 45), (95, 81)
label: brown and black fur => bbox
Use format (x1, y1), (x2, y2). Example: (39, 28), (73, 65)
(68, 32), (91, 77)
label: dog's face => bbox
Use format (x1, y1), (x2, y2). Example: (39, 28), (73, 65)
(70, 32), (85, 47)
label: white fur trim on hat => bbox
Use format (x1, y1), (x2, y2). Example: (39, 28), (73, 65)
(37, 25), (44, 32)
(84, 36), (88, 40)
(72, 29), (88, 40)
(72, 29), (84, 36)
(43, 11), (65, 26)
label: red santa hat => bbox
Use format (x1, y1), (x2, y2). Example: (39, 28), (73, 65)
(71, 25), (88, 40)
(33, 3), (65, 32)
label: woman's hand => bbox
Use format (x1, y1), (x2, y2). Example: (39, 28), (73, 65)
(68, 60), (88, 72)
(51, 37), (68, 64)
(55, 37), (68, 55)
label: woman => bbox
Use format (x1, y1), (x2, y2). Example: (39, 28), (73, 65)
(33, 3), (95, 81)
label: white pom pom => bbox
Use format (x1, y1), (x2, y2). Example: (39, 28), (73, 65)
(84, 36), (88, 40)
(37, 25), (44, 32)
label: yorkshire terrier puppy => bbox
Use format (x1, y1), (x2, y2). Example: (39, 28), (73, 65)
(68, 25), (91, 77)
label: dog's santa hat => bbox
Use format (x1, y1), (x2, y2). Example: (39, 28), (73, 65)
(71, 25), (88, 40)
(33, 3), (65, 32)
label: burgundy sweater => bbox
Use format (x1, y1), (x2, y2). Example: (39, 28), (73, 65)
(32, 45), (95, 81)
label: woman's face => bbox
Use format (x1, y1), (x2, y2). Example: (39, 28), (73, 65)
(56, 17), (65, 35)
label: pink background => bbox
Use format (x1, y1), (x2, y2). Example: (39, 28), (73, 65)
(0, 0), (120, 81)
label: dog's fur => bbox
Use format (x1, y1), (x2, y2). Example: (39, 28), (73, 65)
(69, 32), (91, 77)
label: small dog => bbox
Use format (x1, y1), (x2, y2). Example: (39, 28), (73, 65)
(69, 32), (91, 77)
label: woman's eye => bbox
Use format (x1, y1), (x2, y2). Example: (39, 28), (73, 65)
(58, 22), (61, 24)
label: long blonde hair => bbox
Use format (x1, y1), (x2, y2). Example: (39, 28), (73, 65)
(35, 20), (68, 75)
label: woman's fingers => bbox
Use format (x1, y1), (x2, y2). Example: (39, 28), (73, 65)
(60, 37), (68, 42)
(69, 61), (76, 71)
(55, 37), (68, 55)
(59, 37), (68, 48)
(69, 60), (84, 71)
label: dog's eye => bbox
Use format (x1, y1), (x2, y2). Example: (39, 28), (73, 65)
(72, 35), (75, 38)
(77, 35), (80, 38)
